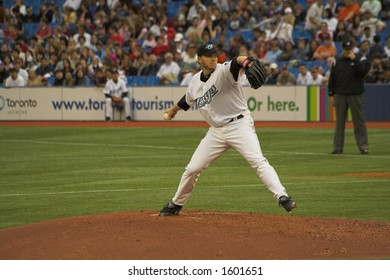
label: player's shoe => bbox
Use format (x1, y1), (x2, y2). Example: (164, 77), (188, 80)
(159, 202), (182, 216)
(331, 149), (343, 154)
(279, 196), (297, 213)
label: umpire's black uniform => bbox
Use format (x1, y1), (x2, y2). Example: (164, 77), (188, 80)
(328, 40), (371, 154)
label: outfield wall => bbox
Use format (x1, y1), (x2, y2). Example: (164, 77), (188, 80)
(0, 85), (388, 121)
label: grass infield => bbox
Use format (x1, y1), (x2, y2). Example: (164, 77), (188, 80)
(0, 125), (389, 229)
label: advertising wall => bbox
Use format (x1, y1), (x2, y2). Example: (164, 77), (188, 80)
(0, 85), (388, 121)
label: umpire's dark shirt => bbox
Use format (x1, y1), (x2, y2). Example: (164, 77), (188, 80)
(328, 55), (371, 96)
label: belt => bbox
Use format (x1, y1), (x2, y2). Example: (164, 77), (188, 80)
(229, 114), (244, 123)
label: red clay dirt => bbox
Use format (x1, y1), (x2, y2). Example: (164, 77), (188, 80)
(0, 211), (389, 260)
(1, 121), (389, 260)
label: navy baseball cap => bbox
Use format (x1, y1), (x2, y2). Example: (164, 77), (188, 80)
(197, 43), (221, 57)
(342, 40), (353, 50)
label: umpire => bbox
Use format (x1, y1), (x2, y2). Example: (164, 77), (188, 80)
(328, 40), (371, 154)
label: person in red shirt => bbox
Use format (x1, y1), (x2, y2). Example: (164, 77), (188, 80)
(108, 25), (124, 46)
(35, 18), (52, 43)
(151, 36), (169, 57)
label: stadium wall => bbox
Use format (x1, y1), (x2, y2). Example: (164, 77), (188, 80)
(0, 85), (388, 121)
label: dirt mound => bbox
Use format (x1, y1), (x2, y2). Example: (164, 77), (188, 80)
(0, 211), (389, 260)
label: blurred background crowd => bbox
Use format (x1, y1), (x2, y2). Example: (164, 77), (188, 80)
(0, 0), (389, 88)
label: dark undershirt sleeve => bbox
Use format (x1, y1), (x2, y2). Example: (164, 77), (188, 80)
(178, 94), (190, 111)
(230, 57), (242, 82)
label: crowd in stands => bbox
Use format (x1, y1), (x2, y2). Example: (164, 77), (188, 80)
(0, 0), (389, 88)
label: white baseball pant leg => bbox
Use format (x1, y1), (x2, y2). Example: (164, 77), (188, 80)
(172, 115), (288, 206)
(105, 98), (113, 119)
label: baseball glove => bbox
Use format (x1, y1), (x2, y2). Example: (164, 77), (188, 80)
(244, 58), (268, 89)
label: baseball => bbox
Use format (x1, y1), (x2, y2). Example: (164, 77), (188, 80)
(270, 63), (278, 70)
(163, 112), (172, 120)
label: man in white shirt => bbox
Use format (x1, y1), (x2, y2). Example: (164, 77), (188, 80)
(5, 68), (26, 87)
(305, 0), (324, 38)
(157, 52), (181, 85)
(360, 0), (382, 18)
(296, 63), (313, 85)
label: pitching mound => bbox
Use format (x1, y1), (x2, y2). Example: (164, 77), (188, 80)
(0, 211), (389, 260)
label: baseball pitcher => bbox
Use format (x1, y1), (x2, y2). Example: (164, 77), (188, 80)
(159, 43), (296, 216)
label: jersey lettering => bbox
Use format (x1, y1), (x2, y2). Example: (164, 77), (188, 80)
(196, 85), (219, 108)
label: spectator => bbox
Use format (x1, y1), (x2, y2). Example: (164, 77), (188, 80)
(277, 7), (295, 45)
(156, 52), (181, 85)
(0, 61), (9, 85)
(187, 0), (207, 22)
(296, 63), (313, 85)
(265, 39), (283, 63)
(142, 32), (157, 53)
(91, 68), (105, 87)
(384, 36), (390, 58)
(337, 0), (360, 24)
(181, 43), (199, 72)
(23, 6), (39, 23)
(63, 0), (82, 11)
(185, 16), (204, 39)
(322, 56), (336, 82)
(27, 68), (43, 86)
(35, 18), (52, 44)
(357, 40), (371, 59)
(366, 35), (386, 61)
(333, 21), (349, 42)
(53, 69), (65, 86)
(240, 9), (257, 30)
(359, 10), (386, 36)
(227, 9), (244, 31)
(36, 57), (53, 77)
(304, 0), (324, 38)
(73, 25), (91, 46)
(74, 68), (92, 86)
(150, 35), (169, 58)
(4, 67), (26, 87)
(11, 0), (26, 17)
(360, 0), (382, 18)
(306, 39), (320, 61)
(323, 8), (338, 32)
(277, 65), (296, 85)
(265, 62), (280, 85)
(310, 66), (325, 85)
(63, 70), (76, 87)
(277, 41), (294, 61)
(140, 53), (160, 76)
(313, 35), (337, 61)
(315, 22), (333, 43)
(13, 59), (28, 84)
(292, 38), (309, 61)
(2, 54), (13, 71)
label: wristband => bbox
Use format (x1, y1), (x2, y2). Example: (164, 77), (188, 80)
(242, 56), (255, 68)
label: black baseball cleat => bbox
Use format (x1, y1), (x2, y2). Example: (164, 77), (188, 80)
(105, 117), (111, 122)
(331, 149), (343, 154)
(125, 116), (132, 121)
(159, 202), (182, 216)
(279, 196), (297, 213)
(360, 149), (369, 154)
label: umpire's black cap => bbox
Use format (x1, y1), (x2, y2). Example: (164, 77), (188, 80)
(342, 40), (354, 50)
(197, 43), (221, 57)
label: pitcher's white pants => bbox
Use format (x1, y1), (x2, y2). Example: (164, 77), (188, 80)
(172, 114), (288, 205)
(105, 97), (131, 119)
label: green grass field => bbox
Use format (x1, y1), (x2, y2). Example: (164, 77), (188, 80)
(0, 125), (389, 230)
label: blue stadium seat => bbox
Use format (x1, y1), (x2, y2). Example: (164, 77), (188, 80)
(146, 76), (160, 86)
(23, 23), (40, 39)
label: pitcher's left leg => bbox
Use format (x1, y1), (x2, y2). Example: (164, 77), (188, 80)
(228, 117), (288, 200)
